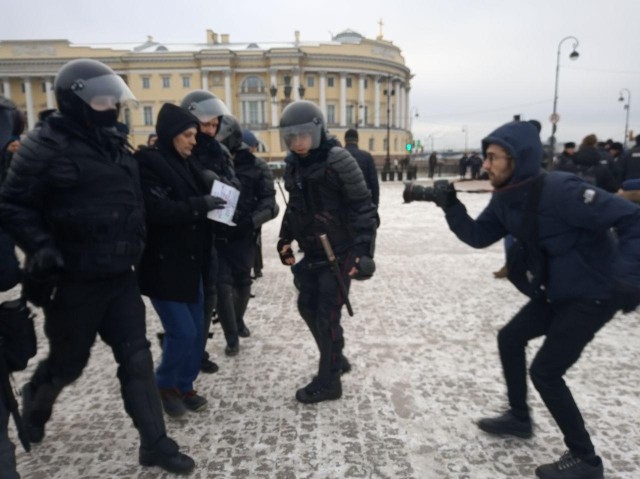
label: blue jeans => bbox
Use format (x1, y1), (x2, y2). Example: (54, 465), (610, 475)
(151, 281), (204, 393)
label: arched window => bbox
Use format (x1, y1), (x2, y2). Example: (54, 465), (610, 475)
(241, 76), (265, 94)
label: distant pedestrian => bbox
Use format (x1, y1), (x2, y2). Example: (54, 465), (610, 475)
(428, 151), (438, 178)
(459, 153), (469, 180)
(344, 128), (380, 206)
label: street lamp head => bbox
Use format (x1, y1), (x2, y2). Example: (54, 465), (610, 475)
(569, 50), (579, 60)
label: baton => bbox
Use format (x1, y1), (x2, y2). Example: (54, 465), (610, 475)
(319, 234), (354, 317)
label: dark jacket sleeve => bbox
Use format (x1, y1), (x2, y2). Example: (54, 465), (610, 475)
(328, 147), (377, 256)
(363, 152), (380, 206)
(443, 197), (508, 249)
(135, 150), (211, 225)
(0, 131), (67, 255)
(251, 158), (279, 229)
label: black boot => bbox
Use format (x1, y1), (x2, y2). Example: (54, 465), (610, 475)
(296, 376), (342, 404)
(477, 409), (533, 439)
(21, 373), (64, 444)
(217, 284), (239, 352)
(535, 451), (604, 479)
(234, 284), (252, 338)
(139, 436), (195, 475)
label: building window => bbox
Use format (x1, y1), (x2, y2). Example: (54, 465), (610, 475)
(143, 106), (154, 126)
(368, 138), (375, 151)
(162, 76), (171, 88)
(41, 82), (47, 93)
(142, 77), (150, 89)
(326, 105), (336, 124)
(306, 76), (315, 88)
(363, 106), (369, 126)
(364, 79), (369, 89)
(123, 108), (131, 128)
(182, 76), (191, 88)
(346, 105), (355, 125)
(327, 76), (335, 88)
(383, 138), (388, 151)
(21, 83), (25, 93)
(346, 77), (352, 88)
(242, 100), (264, 126)
(241, 76), (265, 94)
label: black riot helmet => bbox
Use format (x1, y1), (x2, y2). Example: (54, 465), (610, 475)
(279, 100), (326, 151)
(180, 90), (230, 124)
(54, 59), (136, 128)
(215, 115), (244, 153)
(0, 97), (25, 151)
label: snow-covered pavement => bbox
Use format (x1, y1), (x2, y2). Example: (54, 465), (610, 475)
(7, 178), (640, 478)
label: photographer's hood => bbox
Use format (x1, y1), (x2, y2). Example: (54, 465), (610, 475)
(481, 121), (543, 186)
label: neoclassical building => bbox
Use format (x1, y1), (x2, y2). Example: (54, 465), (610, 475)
(0, 29), (414, 163)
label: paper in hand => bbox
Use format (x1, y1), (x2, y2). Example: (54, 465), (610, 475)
(208, 180), (240, 225)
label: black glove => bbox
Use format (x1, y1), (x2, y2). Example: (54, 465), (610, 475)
(353, 255), (376, 280)
(277, 238), (295, 265)
(203, 195), (227, 211)
(612, 280), (640, 313)
(24, 247), (64, 307)
(433, 180), (458, 209)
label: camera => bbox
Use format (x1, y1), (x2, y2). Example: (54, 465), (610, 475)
(403, 180), (451, 203)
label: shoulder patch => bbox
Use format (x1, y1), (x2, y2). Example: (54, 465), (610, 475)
(579, 186), (598, 204)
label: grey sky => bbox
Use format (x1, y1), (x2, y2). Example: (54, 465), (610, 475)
(3, 0), (640, 150)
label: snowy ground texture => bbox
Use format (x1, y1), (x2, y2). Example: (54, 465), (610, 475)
(6, 178), (640, 479)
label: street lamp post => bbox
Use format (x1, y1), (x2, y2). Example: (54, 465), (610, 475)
(549, 36), (580, 159)
(619, 88), (631, 149)
(380, 76), (394, 164)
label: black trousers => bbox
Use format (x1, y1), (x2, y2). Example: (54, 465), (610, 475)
(498, 297), (616, 459)
(29, 270), (166, 448)
(0, 390), (19, 479)
(292, 254), (353, 384)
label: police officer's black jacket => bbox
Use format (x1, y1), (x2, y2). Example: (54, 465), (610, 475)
(135, 144), (212, 303)
(344, 143), (380, 206)
(280, 139), (377, 259)
(0, 113), (145, 280)
(232, 149), (279, 234)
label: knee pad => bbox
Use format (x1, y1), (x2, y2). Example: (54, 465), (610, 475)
(120, 347), (154, 381)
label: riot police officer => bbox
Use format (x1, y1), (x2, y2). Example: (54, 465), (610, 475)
(277, 101), (377, 404)
(180, 90), (238, 369)
(0, 59), (194, 475)
(0, 96), (26, 479)
(215, 116), (278, 352)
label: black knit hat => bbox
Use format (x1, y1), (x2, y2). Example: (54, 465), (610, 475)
(155, 103), (199, 149)
(344, 128), (358, 142)
(564, 142), (576, 149)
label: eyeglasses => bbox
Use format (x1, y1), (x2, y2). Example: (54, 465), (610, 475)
(484, 153), (511, 164)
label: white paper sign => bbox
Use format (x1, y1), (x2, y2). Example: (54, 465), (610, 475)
(207, 180), (239, 225)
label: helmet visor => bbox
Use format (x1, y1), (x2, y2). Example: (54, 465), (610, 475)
(185, 97), (230, 122)
(280, 121), (322, 151)
(70, 74), (137, 109)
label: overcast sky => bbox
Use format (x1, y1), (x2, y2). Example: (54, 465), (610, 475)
(3, 0), (640, 151)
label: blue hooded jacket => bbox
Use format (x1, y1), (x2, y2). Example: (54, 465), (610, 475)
(443, 121), (640, 301)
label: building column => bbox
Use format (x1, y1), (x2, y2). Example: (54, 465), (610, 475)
(374, 75), (381, 127)
(358, 74), (366, 127)
(339, 72), (347, 127)
(405, 86), (411, 131)
(399, 83), (405, 129)
(2, 78), (11, 100)
(393, 80), (400, 128)
(201, 70), (209, 90)
(45, 77), (55, 109)
(270, 69), (278, 128)
(23, 77), (35, 130)
(319, 71), (327, 119)
(293, 68), (301, 101)
(224, 70), (232, 114)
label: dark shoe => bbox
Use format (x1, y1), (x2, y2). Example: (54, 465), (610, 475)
(253, 271), (263, 279)
(535, 451), (604, 479)
(493, 264), (508, 279)
(477, 410), (533, 439)
(182, 390), (207, 412)
(200, 357), (219, 374)
(139, 436), (195, 475)
(237, 325), (251, 338)
(159, 388), (187, 418)
(225, 344), (240, 356)
(295, 377), (342, 404)
(21, 383), (45, 443)
(341, 356), (352, 375)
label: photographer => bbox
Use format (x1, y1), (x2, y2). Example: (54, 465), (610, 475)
(404, 120), (640, 479)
